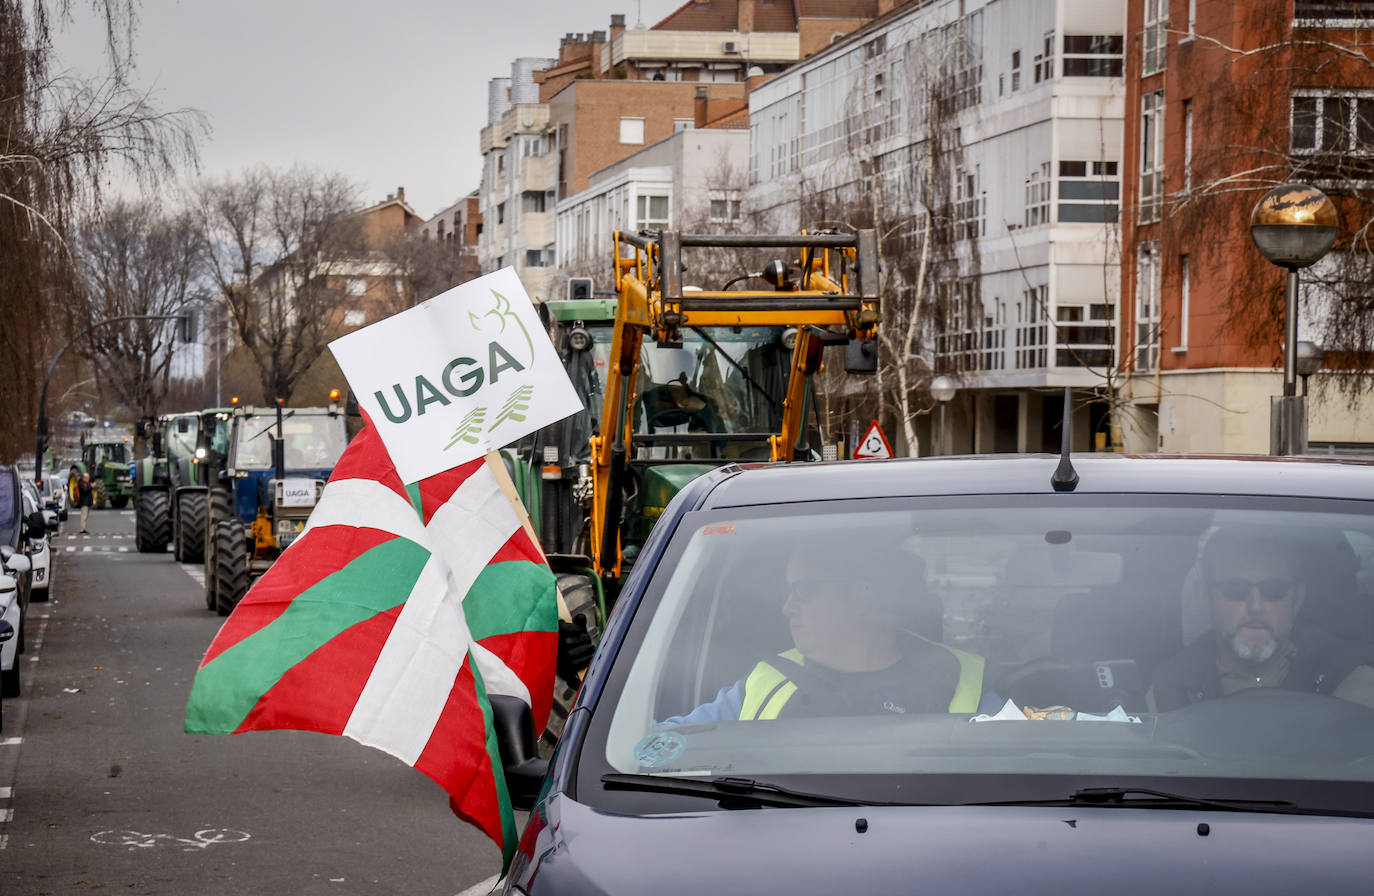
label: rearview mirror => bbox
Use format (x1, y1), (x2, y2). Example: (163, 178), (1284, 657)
(4, 552), (31, 574)
(489, 695), (550, 811)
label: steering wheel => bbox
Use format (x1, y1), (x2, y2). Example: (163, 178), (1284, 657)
(1154, 687), (1374, 764)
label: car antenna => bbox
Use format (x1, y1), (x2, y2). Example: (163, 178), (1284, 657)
(1050, 385), (1079, 492)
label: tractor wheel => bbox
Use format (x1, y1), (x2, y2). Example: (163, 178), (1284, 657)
(214, 521), (250, 617)
(93, 479), (108, 509)
(176, 491), (207, 564)
(540, 572), (602, 755)
(110, 494), (129, 509)
(206, 489), (232, 563)
(67, 468), (82, 504)
(135, 490), (171, 553)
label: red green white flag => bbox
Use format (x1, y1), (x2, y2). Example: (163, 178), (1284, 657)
(184, 421), (557, 869)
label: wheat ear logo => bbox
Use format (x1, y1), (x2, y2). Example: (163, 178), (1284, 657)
(444, 408), (488, 450)
(493, 384), (535, 428)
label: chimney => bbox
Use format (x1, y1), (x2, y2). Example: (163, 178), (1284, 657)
(396, 186), (405, 201)
(738, 0), (755, 33)
(695, 86), (709, 129)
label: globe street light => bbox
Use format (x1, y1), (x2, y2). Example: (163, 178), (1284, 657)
(1249, 183), (1338, 455)
(930, 375), (956, 455)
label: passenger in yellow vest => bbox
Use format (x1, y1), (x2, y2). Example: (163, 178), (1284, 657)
(659, 547), (991, 726)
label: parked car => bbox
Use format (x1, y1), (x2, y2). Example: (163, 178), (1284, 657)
(0, 564), (22, 731)
(0, 465), (43, 709)
(495, 453), (1374, 894)
(20, 480), (53, 602)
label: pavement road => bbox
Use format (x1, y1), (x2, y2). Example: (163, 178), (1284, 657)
(0, 506), (505, 896)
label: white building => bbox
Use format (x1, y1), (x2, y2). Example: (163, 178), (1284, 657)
(556, 126), (750, 280)
(478, 58), (560, 302)
(747, 0), (1126, 454)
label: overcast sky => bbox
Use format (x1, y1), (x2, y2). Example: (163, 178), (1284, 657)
(52, 0), (686, 219)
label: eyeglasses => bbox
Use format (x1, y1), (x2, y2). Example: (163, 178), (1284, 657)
(1210, 577), (1297, 603)
(785, 578), (855, 604)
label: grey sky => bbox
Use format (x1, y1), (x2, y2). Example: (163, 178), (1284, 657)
(52, 0), (685, 219)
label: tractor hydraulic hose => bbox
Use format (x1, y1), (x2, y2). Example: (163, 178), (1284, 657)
(600, 443), (627, 574)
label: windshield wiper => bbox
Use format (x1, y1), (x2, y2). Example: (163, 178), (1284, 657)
(601, 772), (877, 809)
(974, 787), (1299, 813)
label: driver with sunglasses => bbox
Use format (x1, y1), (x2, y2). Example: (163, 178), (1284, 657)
(1148, 526), (1374, 711)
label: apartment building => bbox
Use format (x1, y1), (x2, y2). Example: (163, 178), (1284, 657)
(556, 125), (750, 278)
(1119, 0), (1374, 454)
(419, 191), (483, 286)
(748, 0), (1126, 455)
(477, 2), (879, 303)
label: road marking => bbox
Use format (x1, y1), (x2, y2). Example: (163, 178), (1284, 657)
(0, 786), (11, 798)
(91, 828), (251, 851)
(454, 873), (501, 896)
(179, 563), (205, 587)
(0, 738), (20, 746)
(0, 808), (11, 823)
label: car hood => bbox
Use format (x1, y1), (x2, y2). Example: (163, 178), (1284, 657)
(509, 796), (1374, 895)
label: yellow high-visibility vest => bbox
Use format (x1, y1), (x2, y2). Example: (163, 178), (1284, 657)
(738, 643), (985, 720)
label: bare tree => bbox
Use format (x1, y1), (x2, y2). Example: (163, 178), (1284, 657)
(373, 228), (476, 315)
(73, 198), (206, 420)
(194, 166), (363, 404)
(0, 0), (204, 462)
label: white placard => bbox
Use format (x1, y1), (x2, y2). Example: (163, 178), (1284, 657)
(329, 269), (583, 483)
(278, 478), (318, 508)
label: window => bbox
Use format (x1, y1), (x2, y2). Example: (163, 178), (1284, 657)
(620, 117), (645, 144)
(522, 137), (543, 157)
(1063, 35), (1124, 77)
(521, 191), (546, 213)
(1292, 92), (1374, 155)
(1143, 0), (1168, 76)
(525, 249), (547, 268)
(1058, 159), (1120, 223)
(709, 198), (742, 222)
(1183, 99), (1194, 193)
(1136, 242), (1161, 372)
(955, 166), (985, 240)
(1011, 50), (1021, 91)
(674, 119), (694, 132)
(1178, 255), (1191, 351)
(346, 278), (367, 297)
(1025, 163), (1050, 226)
(1294, 1), (1374, 23)
(636, 194), (669, 229)
(1034, 33), (1055, 82)
(344, 309), (365, 327)
(1140, 90), (1165, 224)
(496, 203), (506, 225)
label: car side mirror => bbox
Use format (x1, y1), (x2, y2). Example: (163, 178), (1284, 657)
(489, 695), (550, 811)
(4, 552), (31, 574)
(26, 511), (46, 540)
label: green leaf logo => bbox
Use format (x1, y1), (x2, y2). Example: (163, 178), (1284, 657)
(444, 407), (487, 450)
(491, 385), (534, 429)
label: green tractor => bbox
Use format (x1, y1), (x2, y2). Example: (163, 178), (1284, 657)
(67, 436), (134, 510)
(132, 410), (232, 557)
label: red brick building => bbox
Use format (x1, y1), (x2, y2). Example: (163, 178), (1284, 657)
(1119, 0), (1374, 453)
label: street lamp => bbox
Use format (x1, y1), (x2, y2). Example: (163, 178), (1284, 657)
(1296, 339), (1325, 396)
(930, 375), (956, 456)
(1249, 183), (1338, 456)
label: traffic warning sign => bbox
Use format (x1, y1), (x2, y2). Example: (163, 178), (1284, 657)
(853, 421), (893, 459)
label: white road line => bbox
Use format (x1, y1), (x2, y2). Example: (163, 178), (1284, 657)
(0, 833), (8, 850)
(454, 873), (501, 896)
(0, 738), (21, 746)
(0, 808), (11, 823)
(179, 563), (206, 587)
(0, 786), (11, 798)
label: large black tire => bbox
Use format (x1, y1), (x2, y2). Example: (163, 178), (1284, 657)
(110, 494), (129, 509)
(176, 491), (207, 563)
(540, 573), (602, 755)
(214, 521), (249, 617)
(93, 478), (108, 509)
(135, 490), (171, 553)
(204, 489), (233, 611)
(2, 650), (20, 699)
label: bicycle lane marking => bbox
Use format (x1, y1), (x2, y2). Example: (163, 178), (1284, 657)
(91, 828), (252, 851)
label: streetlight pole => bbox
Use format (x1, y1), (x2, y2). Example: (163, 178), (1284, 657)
(35, 313), (190, 484)
(1249, 184), (1337, 456)
(929, 375), (956, 456)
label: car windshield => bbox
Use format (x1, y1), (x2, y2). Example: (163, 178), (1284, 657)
(233, 415), (347, 470)
(592, 494), (1374, 809)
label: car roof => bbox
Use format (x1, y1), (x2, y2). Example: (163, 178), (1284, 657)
(694, 454), (1374, 509)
